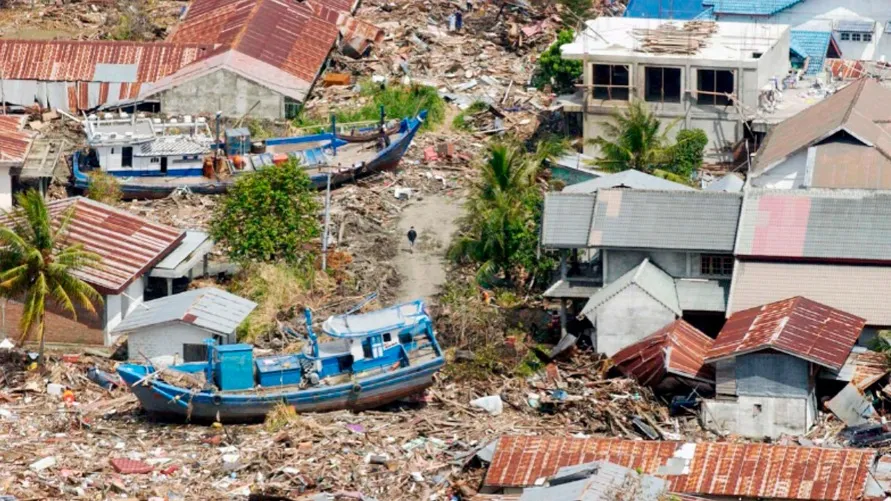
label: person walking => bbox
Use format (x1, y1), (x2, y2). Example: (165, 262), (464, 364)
(407, 226), (417, 253)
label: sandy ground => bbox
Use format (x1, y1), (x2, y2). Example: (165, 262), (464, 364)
(394, 192), (464, 303)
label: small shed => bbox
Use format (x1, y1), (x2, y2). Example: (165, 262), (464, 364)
(113, 287), (257, 362)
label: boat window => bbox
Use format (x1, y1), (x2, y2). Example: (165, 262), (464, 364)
(383, 333), (392, 343)
(363, 340), (373, 359)
(150, 157), (160, 164)
(183, 343), (208, 362)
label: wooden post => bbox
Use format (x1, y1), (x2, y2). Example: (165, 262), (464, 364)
(321, 169), (332, 271)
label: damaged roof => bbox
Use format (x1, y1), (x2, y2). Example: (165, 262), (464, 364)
(706, 296), (865, 370)
(611, 319), (715, 386)
(161, 0), (351, 102)
(735, 189), (891, 263)
(113, 287), (257, 335)
(752, 79), (891, 178)
(485, 436), (878, 501)
(728, 261), (891, 326)
(1, 197), (184, 294)
(0, 115), (35, 164)
(590, 189), (742, 252)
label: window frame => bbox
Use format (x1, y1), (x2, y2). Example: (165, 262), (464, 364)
(840, 32), (851, 41)
(699, 254), (734, 277)
(591, 63), (631, 101)
(696, 69), (734, 106)
(644, 66), (682, 104)
(863, 32), (873, 42)
(851, 32), (862, 42)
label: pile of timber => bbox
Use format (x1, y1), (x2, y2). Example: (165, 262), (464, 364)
(632, 21), (718, 55)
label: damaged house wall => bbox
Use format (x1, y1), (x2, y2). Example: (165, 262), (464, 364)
(150, 69), (287, 119)
(593, 284), (677, 356)
(704, 352), (818, 438)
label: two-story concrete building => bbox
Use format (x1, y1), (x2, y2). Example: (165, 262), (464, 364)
(560, 17), (791, 160)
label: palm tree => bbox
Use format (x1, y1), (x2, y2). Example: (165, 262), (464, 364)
(0, 190), (103, 365)
(450, 142), (539, 284)
(588, 100), (678, 173)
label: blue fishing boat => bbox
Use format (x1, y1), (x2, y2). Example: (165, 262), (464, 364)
(117, 299), (444, 422)
(72, 111), (426, 199)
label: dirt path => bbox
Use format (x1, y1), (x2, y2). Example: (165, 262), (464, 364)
(394, 193), (465, 303)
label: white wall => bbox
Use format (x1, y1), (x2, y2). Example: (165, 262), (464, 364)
(703, 394), (813, 438)
(96, 145), (204, 174)
(0, 165), (11, 209)
(127, 323), (220, 361)
(750, 149), (808, 188)
(594, 284), (676, 356)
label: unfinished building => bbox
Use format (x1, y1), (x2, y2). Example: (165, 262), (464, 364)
(561, 18), (791, 160)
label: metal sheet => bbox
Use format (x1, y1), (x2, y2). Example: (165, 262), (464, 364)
(611, 319), (714, 386)
(93, 63), (139, 83)
(826, 383), (876, 426)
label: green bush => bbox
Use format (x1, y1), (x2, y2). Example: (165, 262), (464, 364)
(86, 171), (122, 204)
(451, 101), (490, 131)
(533, 30), (582, 94)
(669, 128), (709, 178)
(210, 158), (320, 265)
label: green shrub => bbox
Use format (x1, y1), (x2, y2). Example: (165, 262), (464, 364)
(451, 101), (490, 131)
(669, 128), (709, 178)
(86, 171), (122, 204)
(533, 30), (582, 94)
(210, 158), (320, 265)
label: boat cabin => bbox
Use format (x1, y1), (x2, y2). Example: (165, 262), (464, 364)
(82, 113), (212, 177)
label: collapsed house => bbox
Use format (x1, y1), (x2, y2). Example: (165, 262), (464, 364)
(481, 435), (884, 500)
(559, 18), (792, 160)
(702, 296), (865, 438)
(0, 115), (35, 209)
(0, 197), (212, 346)
(0, 0), (374, 119)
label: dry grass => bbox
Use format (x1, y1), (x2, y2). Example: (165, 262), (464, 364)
(264, 402), (300, 432)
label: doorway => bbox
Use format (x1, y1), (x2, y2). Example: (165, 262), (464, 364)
(160, 157), (168, 174)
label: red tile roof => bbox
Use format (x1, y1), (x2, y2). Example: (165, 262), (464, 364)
(706, 296), (864, 370)
(0, 115), (35, 164)
(0, 40), (211, 82)
(168, 0), (345, 84)
(2, 197), (184, 294)
(484, 436), (879, 500)
(611, 320), (714, 386)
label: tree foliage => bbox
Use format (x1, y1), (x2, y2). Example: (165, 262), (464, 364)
(0, 190), (102, 364)
(533, 30), (583, 94)
(86, 170), (122, 205)
(449, 140), (559, 287)
(589, 100), (677, 173)
(210, 159), (321, 265)
(669, 128), (709, 179)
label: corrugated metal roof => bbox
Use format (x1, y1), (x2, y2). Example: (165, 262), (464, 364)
(562, 170), (695, 194)
(485, 436), (878, 501)
(589, 189), (742, 252)
(113, 287), (257, 335)
(611, 319), (715, 386)
(519, 461), (668, 501)
(706, 296), (865, 370)
(736, 189), (891, 262)
(675, 278), (728, 312)
(1, 197), (184, 294)
(810, 142), (891, 189)
(137, 136), (210, 156)
(0, 115), (35, 164)
(703, 173), (743, 192)
(728, 261), (891, 326)
(821, 347), (889, 391)
(0, 40), (211, 82)
(580, 259), (680, 318)
(542, 279), (601, 299)
(541, 192), (597, 249)
(167, 0), (345, 89)
(790, 31), (832, 75)
(837, 20), (875, 33)
(752, 79), (891, 176)
(708, 0), (804, 15)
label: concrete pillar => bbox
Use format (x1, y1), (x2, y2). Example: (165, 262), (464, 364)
(166, 278), (173, 297)
(203, 254), (209, 278)
(559, 250), (568, 337)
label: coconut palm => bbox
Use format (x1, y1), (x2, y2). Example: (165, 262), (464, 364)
(0, 190), (103, 365)
(588, 99), (678, 173)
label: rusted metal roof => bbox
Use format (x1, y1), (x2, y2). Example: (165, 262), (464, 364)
(168, 0), (345, 86)
(1, 197), (184, 294)
(707, 296), (865, 370)
(823, 348), (890, 391)
(0, 40), (211, 82)
(484, 436), (879, 500)
(0, 115), (35, 164)
(611, 319), (714, 386)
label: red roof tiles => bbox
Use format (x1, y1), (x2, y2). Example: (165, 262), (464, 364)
(0, 40), (211, 82)
(2, 197), (183, 294)
(611, 320), (714, 386)
(0, 115), (35, 164)
(706, 296), (865, 370)
(484, 436), (879, 501)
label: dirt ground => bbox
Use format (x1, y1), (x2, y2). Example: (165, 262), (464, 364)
(394, 192), (465, 303)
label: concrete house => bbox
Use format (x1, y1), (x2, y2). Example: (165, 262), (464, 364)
(0, 197), (212, 346)
(560, 17), (791, 159)
(541, 189), (741, 344)
(562, 169), (695, 194)
(729, 188), (891, 344)
(702, 296), (865, 438)
(749, 78), (891, 190)
(114, 288), (257, 362)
